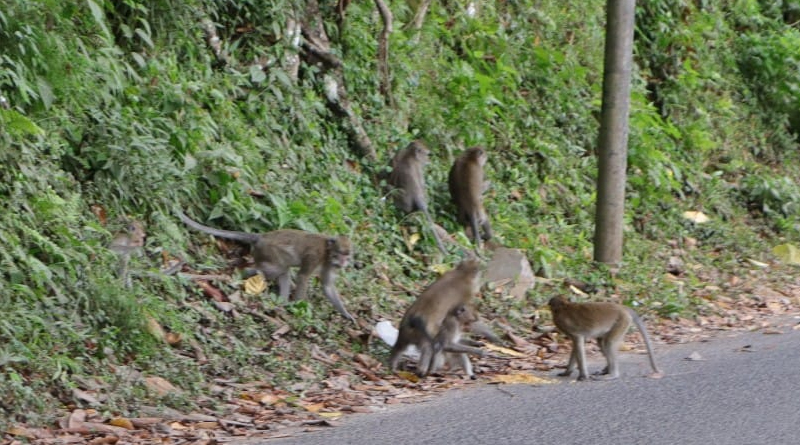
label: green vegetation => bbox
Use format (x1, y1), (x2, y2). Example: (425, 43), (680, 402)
(1, 0), (798, 426)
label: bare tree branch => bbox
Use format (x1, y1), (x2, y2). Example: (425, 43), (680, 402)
(374, 0), (394, 106)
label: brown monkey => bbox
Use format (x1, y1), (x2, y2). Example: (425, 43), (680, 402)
(387, 140), (447, 255)
(109, 220), (146, 288)
(389, 257), (482, 377)
(428, 304), (486, 379)
(178, 211), (356, 323)
(548, 296), (661, 381)
(448, 146), (492, 250)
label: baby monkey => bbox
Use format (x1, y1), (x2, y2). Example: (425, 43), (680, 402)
(549, 295), (661, 381)
(428, 303), (486, 379)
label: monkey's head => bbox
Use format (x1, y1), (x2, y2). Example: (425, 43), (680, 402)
(548, 295), (569, 310)
(452, 304), (478, 327)
(465, 146), (487, 166)
(326, 236), (352, 269)
(408, 140), (430, 164)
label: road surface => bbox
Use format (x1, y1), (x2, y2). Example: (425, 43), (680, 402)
(250, 318), (800, 445)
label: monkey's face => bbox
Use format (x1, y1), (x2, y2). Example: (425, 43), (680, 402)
(467, 146), (487, 166)
(413, 145), (430, 165)
(327, 236), (352, 269)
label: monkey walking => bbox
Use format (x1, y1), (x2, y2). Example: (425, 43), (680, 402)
(178, 210), (356, 323)
(389, 257), (484, 377)
(548, 296), (662, 381)
(448, 146), (492, 251)
(387, 140), (448, 255)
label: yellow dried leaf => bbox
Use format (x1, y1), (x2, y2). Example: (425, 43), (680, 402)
(408, 232), (421, 248)
(483, 343), (526, 357)
(682, 210), (710, 224)
(165, 332), (182, 346)
(772, 244), (800, 266)
(395, 370), (420, 383)
(195, 421), (219, 429)
(428, 263), (450, 275)
(258, 393), (283, 405)
(146, 317), (166, 341)
(6, 426), (35, 438)
(169, 421), (189, 430)
(304, 402), (326, 413)
(244, 274), (267, 295)
(108, 417), (134, 430)
(318, 412), (342, 419)
(490, 373), (555, 385)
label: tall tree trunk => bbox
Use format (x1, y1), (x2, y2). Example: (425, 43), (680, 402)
(593, 0), (636, 265)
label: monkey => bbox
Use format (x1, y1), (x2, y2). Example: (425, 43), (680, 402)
(109, 220), (146, 288)
(388, 257), (482, 377)
(548, 295), (661, 381)
(177, 211), (356, 323)
(386, 140), (448, 255)
(427, 304), (486, 379)
(448, 146), (492, 251)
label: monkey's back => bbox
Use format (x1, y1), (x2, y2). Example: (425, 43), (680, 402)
(254, 230), (328, 268)
(552, 301), (632, 338)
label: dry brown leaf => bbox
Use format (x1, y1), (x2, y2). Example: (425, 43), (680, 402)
(195, 421), (220, 429)
(165, 332), (182, 345)
(145, 376), (180, 396)
(87, 436), (119, 445)
(146, 317), (167, 341)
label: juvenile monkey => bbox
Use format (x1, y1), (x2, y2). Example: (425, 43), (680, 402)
(178, 211), (356, 323)
(387, 141), (448, 255)
(428, 304), (486, 379)
(109, 220), (146, 288)
(448, 146), (492, 250)
(389, 257), (482, 377)
(548, 296), (661, 381)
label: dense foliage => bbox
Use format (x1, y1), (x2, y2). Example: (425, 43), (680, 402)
(0, 0), (798, 425)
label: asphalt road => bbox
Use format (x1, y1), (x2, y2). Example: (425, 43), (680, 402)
(253, 318), (800, 445)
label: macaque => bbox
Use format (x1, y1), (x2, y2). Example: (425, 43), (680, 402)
(428, 304), (486, 379)
(448, 146), (492, 250)
(387, 141), (447, 255)
(109, 220), (146, 288)
(548, 296), (661, 381)
(178, 211), (356, 323)
(389, 257), (482, 377)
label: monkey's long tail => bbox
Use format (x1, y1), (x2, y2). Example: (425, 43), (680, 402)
(177, 210), (261, 244)
(628, 309), (662, 374)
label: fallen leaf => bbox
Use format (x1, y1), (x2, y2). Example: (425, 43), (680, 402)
(244, 274), (267, 295)
(108, 418), (134, 430)
(772, 244), (800, 266)
(395, 371), (420, 383)
(483, 343), (526, 357)
(682, 210), (710, 223)
(490, 373), (555, 385)
(194, 421), (220, 429)
(5, 426), (36, 439)
(304, 402), (325, 413)
(145, 376), (180, 396)
(318, 412), (343, 420)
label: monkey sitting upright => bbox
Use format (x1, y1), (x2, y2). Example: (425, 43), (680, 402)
(448, 146), (492, 251)
(548, 295), (661, 381)
(386, 140), (448, 255)
(178, 211), (356, 323)
(389, 257), (484, 377)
